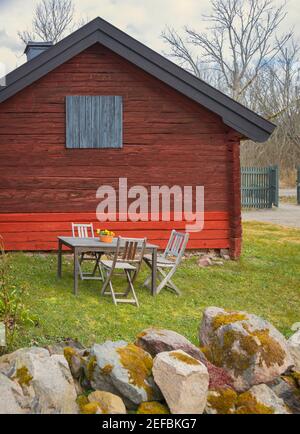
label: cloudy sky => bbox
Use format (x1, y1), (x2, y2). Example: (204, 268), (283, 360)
(0, 0), (299, 74)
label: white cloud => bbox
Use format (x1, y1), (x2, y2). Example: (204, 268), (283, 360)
(0, 0), (299, 74)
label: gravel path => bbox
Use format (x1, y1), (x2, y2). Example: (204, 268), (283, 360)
(242, 203), (300, 228)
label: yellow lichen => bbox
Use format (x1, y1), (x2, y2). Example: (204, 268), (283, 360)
(63, 347), (77, 365)
(81, 402), (102, 414)
(14, 366), (33, 387)
(136, 328), (164, 340)
(208, 388), (274, 415)
(207, 388), (238, 414)
(117, 343), (153, 399)
(212, 312), (247, 331)
(100, 364), (114, 375)
(199, 346), (212, 360)
(170, 351), (200, 366)
(76, 395), (89, 413)
(137, 402), (170, 414)
(86, 355), (97, 381)
(136, 331), (147, 339)
(207, 325), (286, 376)
(235, 391), (274, 414)
(291, 371), (300, 381)
(251, 329), (285, 368)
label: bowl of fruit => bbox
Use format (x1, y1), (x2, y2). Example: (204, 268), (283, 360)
(96, 229), (115, 243)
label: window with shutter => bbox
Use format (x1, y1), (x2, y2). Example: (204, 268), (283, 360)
(66, 96), (123, 149)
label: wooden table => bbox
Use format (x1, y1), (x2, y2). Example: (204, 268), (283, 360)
(57, 236), (158, 296)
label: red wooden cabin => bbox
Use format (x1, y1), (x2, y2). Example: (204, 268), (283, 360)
(0, 18), (275, 258)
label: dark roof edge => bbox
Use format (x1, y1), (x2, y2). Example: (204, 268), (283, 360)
(0, 17), (275, 142)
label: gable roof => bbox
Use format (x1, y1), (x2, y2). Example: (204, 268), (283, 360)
(0, 17), (275, 142)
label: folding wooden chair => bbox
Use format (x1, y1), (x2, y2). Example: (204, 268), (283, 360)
(143, 230), (189, 295)
(100, 237), (146, 307)
(72, 223), (104, 281)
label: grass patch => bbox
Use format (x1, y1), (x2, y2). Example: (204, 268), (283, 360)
(3, 222), (300, 351)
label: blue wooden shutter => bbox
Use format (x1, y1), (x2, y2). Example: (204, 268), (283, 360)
(66, 96), (122, 149)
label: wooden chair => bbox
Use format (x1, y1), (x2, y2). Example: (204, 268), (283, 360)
(100, 237), (146, 307)
(71, 223), (103, 281)
(143, 230), (189, 295)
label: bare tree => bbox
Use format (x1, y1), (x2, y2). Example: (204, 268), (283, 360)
(162, 0), (292, 102)
(18, 0), (75, 44)
(241, 41), (300, 172)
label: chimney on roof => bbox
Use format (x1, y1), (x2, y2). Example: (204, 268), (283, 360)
(24, 41), (53, 61)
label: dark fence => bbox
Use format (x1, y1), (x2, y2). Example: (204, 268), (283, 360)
(241, 166), (279, 208)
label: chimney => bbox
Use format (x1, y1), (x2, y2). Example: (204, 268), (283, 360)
(24, 41), (53, 61)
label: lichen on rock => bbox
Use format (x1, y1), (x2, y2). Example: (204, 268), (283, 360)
(170, 351), (201, 366)
(87, 341), (161, 408)
(199, 307), (293, 391)
(137, 401), (170, 414)
(63, 347), (77, 365)
(81, 402), (103, 414)
(235, 391), (274, 414)
(206, 387), (237, 414)
(212, 312), (248, 331)
(86, 355), (97, 381)
(14, 366), (33, 387)
(117, 343), (153, 399)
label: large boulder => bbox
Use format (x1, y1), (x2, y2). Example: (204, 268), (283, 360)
(199, 307), (293, 391)
(136, 327), (233, 390)
(153, 350), (209, 414)
(86, 341), (161, 408)
(0, 347), (78, 414)
(288, 330), (300, 371)
(136, 328), (206, 362)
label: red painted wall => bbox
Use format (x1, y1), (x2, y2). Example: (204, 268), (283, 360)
(0, 44), (242, 255)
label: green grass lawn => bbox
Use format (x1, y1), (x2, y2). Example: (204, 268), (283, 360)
(5, 222), (300, 351)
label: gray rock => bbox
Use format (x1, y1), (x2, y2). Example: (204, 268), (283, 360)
(87, 341), (161, 408)
(198, 257), (212, 267)
(153, 350), (209, 414)
(135, 328), (206, 363)
(268, 377), (300, 414)
(0, 373), (30, 414)
(46, 338), (86, 356)
(288, 329), (300, 371)
(247, 384), (290, 414)
(199, 307), (293, 392)
(0, 347), (78, 414)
